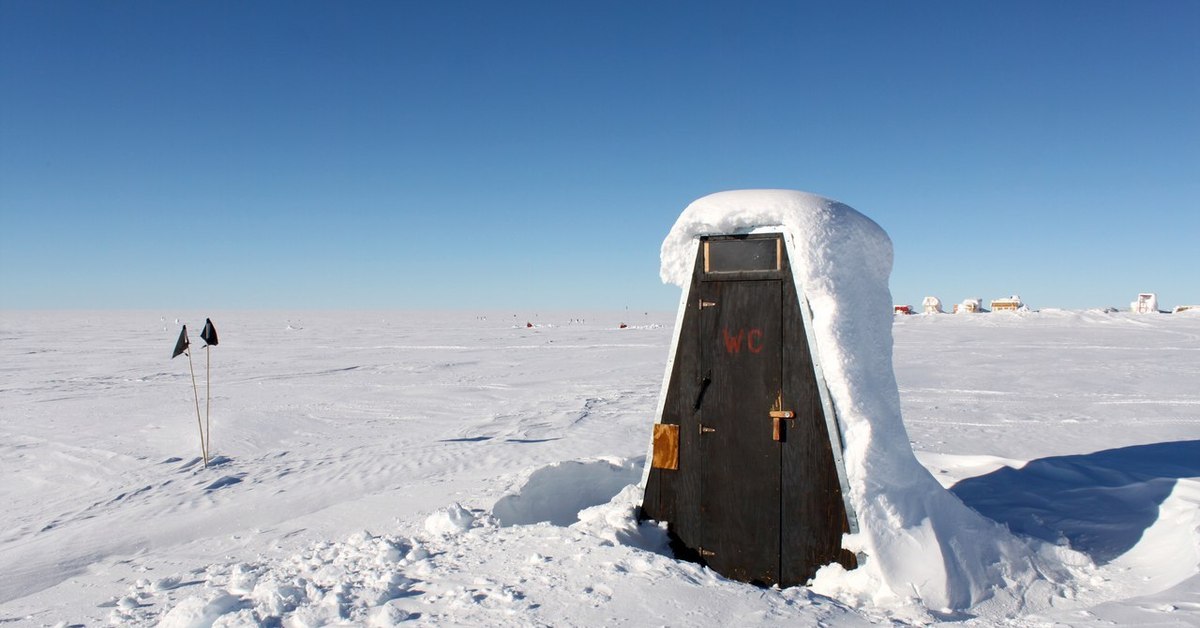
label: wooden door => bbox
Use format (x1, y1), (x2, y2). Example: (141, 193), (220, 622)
(697, 278), (782, 585)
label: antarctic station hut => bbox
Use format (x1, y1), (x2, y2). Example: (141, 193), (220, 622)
(640, 190), (1065, 612)
(640, 192), (858, 587)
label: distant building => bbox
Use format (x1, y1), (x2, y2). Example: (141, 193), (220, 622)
(991, 296), (1023, 312)
(922, 296), (943, 314)
(894, 304), (913, 315)
(954, 298), (983, 314)
(1131, 293), (1158, 314)
(1173, 305), (1198, 314)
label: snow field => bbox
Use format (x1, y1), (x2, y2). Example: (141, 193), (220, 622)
(0, 309), (1198, 626)
(894, 310), (1200, 625)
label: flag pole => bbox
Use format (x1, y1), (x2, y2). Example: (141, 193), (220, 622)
(205, 343), (211, 460)
(199, 318), (219, 464)
(188, 348), (208, 468)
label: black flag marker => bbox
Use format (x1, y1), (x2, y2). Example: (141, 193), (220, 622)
(172, 325), (190, 358)
(201, 318), (218, 347)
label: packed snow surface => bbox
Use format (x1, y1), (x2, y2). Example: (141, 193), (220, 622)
(661, 190), (1083, 614)
(1, 309), (1198, 626)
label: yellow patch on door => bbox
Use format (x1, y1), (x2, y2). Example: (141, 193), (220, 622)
(651, 424), (679, 470)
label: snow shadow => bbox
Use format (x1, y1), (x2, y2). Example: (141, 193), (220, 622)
(951, 440), (1200, 563)
(492, 459), (641, 527)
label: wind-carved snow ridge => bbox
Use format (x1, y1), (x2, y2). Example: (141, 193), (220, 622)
(492, 457), (671, 553)
(661, 190), (1092, 619)
(492, 457), (642, 527)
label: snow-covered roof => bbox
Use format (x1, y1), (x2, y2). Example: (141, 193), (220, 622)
(661, 189), (892, 290)
(660, 190), (1082, 613)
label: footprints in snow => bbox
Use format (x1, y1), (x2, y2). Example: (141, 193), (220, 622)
(134, 456), (660, 625)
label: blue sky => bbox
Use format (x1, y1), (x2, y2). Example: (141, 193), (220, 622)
(2, 1), (1197, 311)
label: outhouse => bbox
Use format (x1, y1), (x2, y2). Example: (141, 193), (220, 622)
(640, 190), (1068, 610)
(640, 229), (857, 587)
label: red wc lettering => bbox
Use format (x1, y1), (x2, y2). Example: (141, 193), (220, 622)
(747, 329), (764, 353)
(723, 327), (765, 354)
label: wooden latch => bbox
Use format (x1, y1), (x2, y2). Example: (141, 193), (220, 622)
(770, 392), (794, 442)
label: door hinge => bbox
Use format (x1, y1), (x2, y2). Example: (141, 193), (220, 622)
(699, 300), (717, 309)
(698, 547), (716, 558)
(699, 424), (716, 434)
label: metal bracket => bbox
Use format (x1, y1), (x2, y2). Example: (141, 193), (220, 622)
(770, 392), (794, 442)
(699, 424), (716, 434)
(699, 300), (717, 309)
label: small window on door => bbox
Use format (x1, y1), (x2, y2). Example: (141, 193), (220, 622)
(704, 236), (781, 273)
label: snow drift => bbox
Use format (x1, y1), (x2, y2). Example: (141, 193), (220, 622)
(659, 190), (1085, 615)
